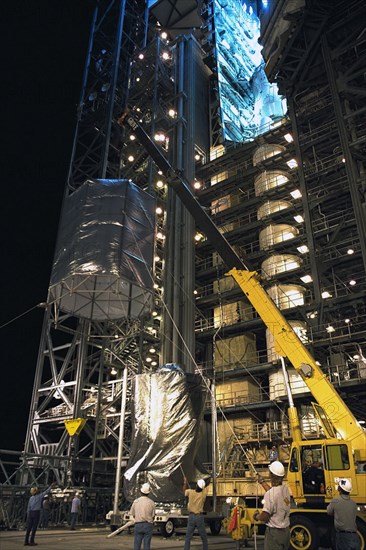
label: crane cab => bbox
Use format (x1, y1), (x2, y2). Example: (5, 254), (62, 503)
(287, 439), (366, 506)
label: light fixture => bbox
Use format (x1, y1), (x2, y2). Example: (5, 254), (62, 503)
(156, 206), (163, 215)
(294, 214), (304, 223)
(349, 280), (356, 286)
(321, 291), (332, 299)
(194, 181), (201, 190)
(195, 153), (201, 161)
(149, 347), (156, 354)
(128, 155), (134, 162)
(156, 180), (164, 188)
(146, 357), (152, 363)
(156, 231), (165, 239)
(194, 233), (204, 242)
(129, 134), (136, 140)
(161, 32), (168, 39)
(284, 133), (293, 143)
(151, 361), (158, 367)
(326, 325), (335, 333)
(345, 318), (350, 324)
(152, 311), (158, 317)
(111, 367), (117, 376)
(286, 159), (298, 169)
(297, 245), (309, 254)
(347, 248), (354, 255)
(353, 354), (360, 360)
(290, 189), (302, 199)
(162, 52), (170, 60)
(193, 290), (198, 295)
(309, 312), (316, 319)
(168, 108), (176, 117)
(138, 53), (144, 60)
(300, 275), (312, 283)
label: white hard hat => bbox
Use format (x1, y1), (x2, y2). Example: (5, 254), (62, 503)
(141, 483), (151, 494)
(269, 460), (285, 477)
(338, 478), (352, 493)
(197, 479), (206, 489)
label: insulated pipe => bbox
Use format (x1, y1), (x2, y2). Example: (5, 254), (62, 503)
(211, 380), (217, 512)
(112, 366), (128, 523)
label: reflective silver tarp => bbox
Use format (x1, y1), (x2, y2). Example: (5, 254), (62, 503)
(49, 179), (155, 320)
(124, 367), (209, 502)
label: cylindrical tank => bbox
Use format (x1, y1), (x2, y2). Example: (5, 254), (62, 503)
(266, 284), (305, 309)
(269, 368), (309, 399)
(254, 170), (289, 196)
(257, 199), (292, 220)
(253, 144), (286, 166)
(259, 224), (299, 250)
(261, 254), (302, 279)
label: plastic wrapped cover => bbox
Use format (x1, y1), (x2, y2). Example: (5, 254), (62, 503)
(124, 367), (209, 503)
(49, 179), (155, 320)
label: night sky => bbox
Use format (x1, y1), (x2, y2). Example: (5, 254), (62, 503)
(1, 2), (94, 451)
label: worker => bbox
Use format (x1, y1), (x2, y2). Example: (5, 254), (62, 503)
(39, 494), (51, 528)
(70, 492), (81, 530)
(269, 445), (279, 462)
(183, 477), (209, 550)
(130, 482), (155, 550)
(326, 478), (360, 550)
(253, 461), (291, 550)
(24, 482), (56, 546)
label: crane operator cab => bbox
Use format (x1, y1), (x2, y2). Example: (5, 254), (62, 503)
(287, 441), (357, 505)
(300, 445), (325, 495)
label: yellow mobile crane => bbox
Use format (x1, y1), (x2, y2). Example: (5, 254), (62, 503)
(118, 111), (366, 549)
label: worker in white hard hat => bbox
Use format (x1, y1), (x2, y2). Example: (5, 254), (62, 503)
(183, 477), (210, 550)
(253, 461), (291, 550)
(327, 478), (360, 550)
(130, 482), (155, 550)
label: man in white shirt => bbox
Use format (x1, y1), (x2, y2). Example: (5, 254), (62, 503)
(253, 461), (291, 550)
(70, 492), (81, 530)
(130, 483), (155, 550)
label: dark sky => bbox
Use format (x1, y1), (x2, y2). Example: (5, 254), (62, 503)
(0, 2), (94, 451)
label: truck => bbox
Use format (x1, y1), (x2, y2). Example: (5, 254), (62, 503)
(117, 110), (366, 549)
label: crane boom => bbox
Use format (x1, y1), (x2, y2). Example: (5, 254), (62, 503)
(118, 110), (366, 456)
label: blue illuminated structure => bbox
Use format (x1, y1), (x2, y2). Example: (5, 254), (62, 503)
(211, 0), (286, 142)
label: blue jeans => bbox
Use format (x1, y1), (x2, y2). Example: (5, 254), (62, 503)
(336, 531), (361, 550)
(134, 521), (153, 550)
(184, 513), (208, 550)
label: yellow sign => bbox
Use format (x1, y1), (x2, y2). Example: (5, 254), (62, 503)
(64, 418), (86, 436)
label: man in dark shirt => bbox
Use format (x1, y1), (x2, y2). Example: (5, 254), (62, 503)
(24, 483), (56, 546)
(327, 478), (360, 550)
